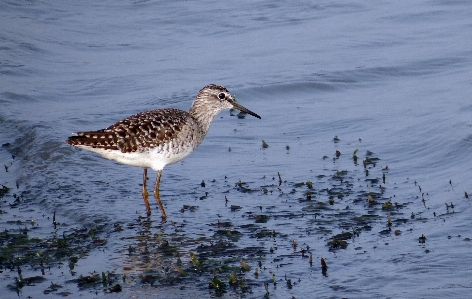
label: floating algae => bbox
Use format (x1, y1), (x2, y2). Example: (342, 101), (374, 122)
(1, 147), (437, 297)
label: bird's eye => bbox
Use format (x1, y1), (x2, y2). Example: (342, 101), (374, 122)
(218, 93), (226, 100)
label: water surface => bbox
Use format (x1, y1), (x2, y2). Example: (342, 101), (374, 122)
(1, 0), (472, 298)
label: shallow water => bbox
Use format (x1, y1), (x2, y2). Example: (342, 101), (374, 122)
(1, 0), (472, 298)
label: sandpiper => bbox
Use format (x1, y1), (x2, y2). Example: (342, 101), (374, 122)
(66, 84), (261, 218)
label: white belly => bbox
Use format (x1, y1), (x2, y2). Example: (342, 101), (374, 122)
(76, 143), (196, 171)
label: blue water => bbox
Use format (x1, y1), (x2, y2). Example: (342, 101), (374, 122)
(1, 1), (472, 298)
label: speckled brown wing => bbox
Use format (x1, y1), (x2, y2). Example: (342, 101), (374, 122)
(66, 108), (191, 153)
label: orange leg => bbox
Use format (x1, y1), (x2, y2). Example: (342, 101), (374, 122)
(141, 168), (151, 216)
(153, 170), (167, 219)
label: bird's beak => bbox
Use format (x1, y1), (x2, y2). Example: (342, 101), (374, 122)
(231, 100), (261, 119)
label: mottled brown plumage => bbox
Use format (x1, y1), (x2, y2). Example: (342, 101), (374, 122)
(67, 108), (191, 153)
(66, 84), (260, 218)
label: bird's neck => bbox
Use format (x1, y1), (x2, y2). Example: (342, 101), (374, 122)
(189, 99), (221, 133)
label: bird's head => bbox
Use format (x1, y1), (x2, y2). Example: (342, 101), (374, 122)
(193, 84), (261, 120)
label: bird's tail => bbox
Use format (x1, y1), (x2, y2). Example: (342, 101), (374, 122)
(66, 130), (119, 150)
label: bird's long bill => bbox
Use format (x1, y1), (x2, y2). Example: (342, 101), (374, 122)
(232, 102), (261, 119)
